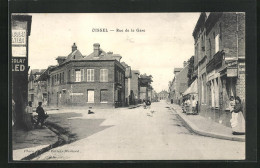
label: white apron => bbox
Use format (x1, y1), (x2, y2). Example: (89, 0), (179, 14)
(230, 112), (245, 133)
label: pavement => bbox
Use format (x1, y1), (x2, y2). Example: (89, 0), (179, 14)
(12, 126), (58, 160)
(167, 102), (245, 142)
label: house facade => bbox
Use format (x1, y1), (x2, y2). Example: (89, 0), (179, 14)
(194, 12), (245, 127)
(28, 69), (48, 107)
(46, 43), (126, 108)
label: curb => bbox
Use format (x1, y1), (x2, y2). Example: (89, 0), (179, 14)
(169, 105), (245, 142)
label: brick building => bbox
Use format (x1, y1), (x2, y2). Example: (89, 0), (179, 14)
(193, 12), (245, 127)
(44, 43), (126, 108)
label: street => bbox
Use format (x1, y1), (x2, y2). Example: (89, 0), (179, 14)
(34, 100), (245, 160)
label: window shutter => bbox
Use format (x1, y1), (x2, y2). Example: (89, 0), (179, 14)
(81, 69), (84, 81)
(72, 69), (75, 82)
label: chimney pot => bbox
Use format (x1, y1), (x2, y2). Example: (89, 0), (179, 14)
(93, 43), (100, 57)
(72, 43), (77, 52)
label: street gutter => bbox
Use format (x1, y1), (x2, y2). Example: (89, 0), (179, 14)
(21, 121), (76, 161)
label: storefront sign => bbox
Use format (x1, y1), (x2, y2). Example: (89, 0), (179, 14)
(227, 61), (237, 67)
(12, 46), (26, 57)
(227, 68), (237, 77)
(12, 30), (27, 45)
(12, 58), (26, 72)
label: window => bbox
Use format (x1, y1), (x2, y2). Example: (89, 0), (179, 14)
(87, 69), (94, 82)
(87, 90), (94, 103)
(62, 72), (64, 84)
(100, 69), (108, 82)
(100, 89), (108, 102)
(215, 34), (220, 53)
(75, 69), (81, 82)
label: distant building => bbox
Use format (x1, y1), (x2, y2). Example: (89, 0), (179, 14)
(169, 61), (189, 104)
(28, 69), (47, 107)
(41, 43), (126, 108)
(158, 90), (168, 100)
(139, 74), (153, 102)
(131, 70), (140, 104)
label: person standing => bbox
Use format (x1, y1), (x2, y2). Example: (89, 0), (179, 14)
(230, 96), (245, 135)
(35, 102), (48, 128)
(191, 96), (197, 114)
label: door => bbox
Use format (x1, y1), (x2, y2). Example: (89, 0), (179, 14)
(87, 90), (94, 103)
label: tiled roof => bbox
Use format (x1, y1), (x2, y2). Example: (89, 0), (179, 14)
(61, 50), (84, 64)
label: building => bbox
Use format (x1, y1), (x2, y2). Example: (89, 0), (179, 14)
(130, 70), (140, 104)
(43, 43), (126, 108)
(169, 61), (189, 104)
(193, 12), (245, 127)
(139, 74), (153, 102)
(158, 90), (168, 100)
(28, 69), (48, 107)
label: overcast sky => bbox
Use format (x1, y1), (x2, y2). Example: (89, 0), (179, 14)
(27, 13), (200, 92)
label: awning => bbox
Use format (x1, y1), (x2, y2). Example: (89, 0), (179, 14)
(182, 79), (198, 96)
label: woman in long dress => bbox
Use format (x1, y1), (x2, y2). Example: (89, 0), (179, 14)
(230, 96), (245, 135)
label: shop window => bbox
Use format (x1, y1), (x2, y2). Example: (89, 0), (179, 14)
(87, 69), (94, 82)
(100, 69), (108, 82)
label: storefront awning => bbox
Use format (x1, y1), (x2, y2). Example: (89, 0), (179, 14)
(182, 79), (198, 96)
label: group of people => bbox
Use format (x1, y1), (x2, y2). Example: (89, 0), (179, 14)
(143, 99), (151, 109)
(181, 96), (198, 115)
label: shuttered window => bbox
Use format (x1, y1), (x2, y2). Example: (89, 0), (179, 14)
(100, 69), (108, 82)
(87, 69), (94, 82)
(75, 69), (81, 82)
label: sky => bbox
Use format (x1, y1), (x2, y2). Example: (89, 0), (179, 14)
(26, 13), (200, 93)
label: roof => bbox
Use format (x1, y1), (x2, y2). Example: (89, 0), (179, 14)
(84, 48), (122, 61)
(56, 56), (67, 60)
(36, 66), (56, 81)
(62, 50), (84, 64)
(174, 68), (183, 73)
(30, 69), (46, 75)
(132, 70), (140, 75)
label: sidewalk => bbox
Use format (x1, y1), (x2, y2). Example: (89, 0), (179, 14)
(12, 126), (58, 160)
(168, 103), (245, 142)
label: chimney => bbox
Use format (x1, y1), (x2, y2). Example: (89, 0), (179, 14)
(93, 43), (100, 57)
(72, 43), (77, 52)
(107, 51), (113, 55)
(183, 61), (188, 67)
